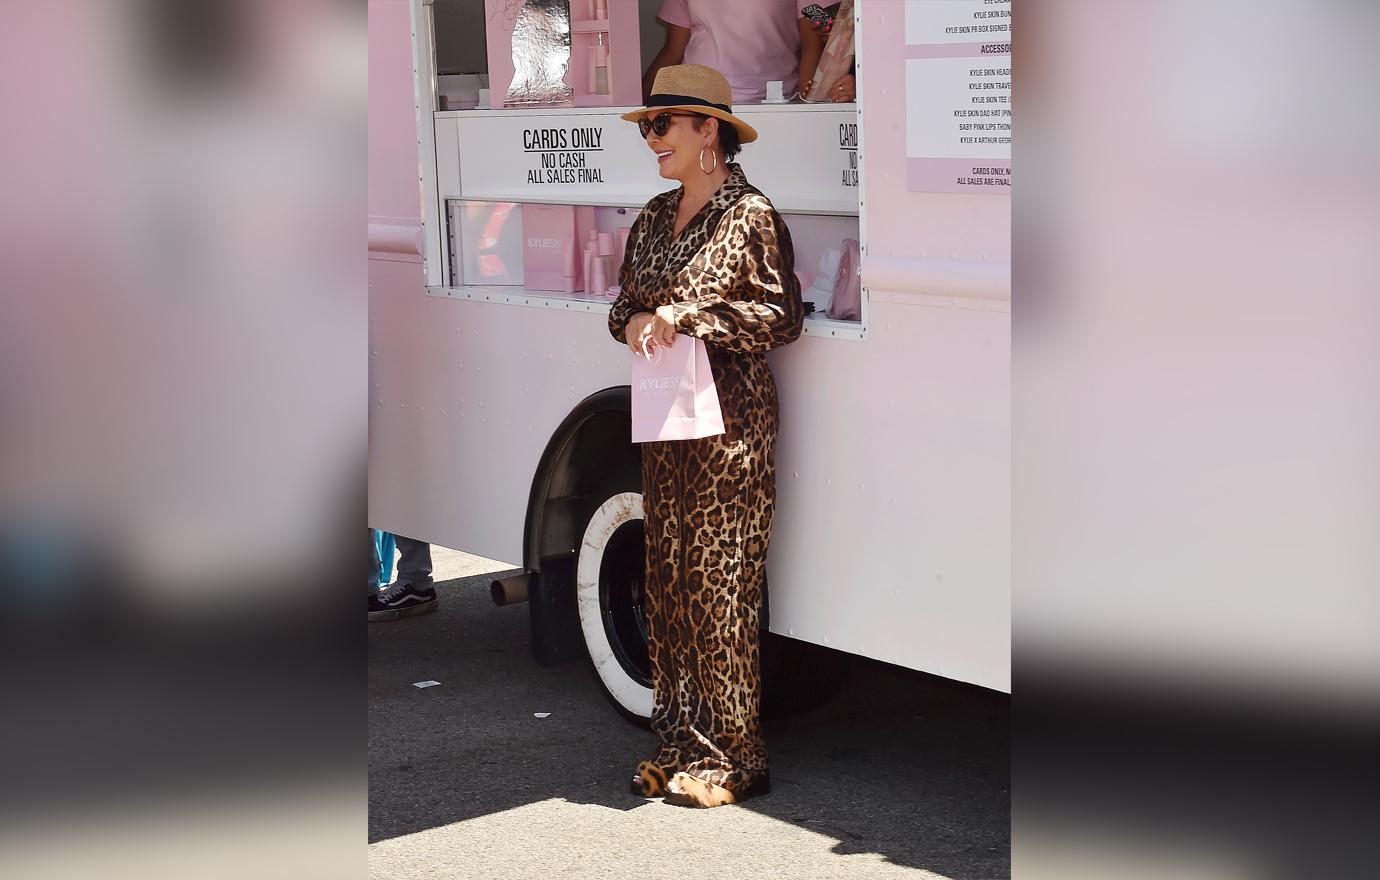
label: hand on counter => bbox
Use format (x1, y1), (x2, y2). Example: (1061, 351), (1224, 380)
(802, 73), (855, 103)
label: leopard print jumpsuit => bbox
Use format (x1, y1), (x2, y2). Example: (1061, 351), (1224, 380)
(608, 164), (805, 793)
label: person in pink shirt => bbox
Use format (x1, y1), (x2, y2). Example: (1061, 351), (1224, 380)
(643, 0), (821, 104)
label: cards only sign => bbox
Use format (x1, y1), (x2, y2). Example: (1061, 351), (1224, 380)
(523, 126), (606, 185)
(734, 106), (860, 215)
(454, 111), (667, 207)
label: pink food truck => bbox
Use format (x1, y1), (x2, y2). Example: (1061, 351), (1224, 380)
(369, 0), (1011, 717)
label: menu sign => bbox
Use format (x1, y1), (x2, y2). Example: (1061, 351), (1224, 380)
(903, 0), (1012, 194)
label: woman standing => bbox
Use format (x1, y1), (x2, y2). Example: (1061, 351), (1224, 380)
(609, 65), (804, 808)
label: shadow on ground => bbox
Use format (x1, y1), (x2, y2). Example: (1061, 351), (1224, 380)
(369, 565), (1009, 878)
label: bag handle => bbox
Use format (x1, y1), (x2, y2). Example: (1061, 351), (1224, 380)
(639, 319), (678, 365)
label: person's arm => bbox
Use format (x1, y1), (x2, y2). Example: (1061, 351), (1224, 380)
(609, 208), (654, 346)
(609, 286), (644, 347)
(641, 22), (691, 101)
(798, 17), (825, 98)
(663, 197), (805, 353)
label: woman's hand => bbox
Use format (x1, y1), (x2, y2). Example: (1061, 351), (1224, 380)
(651, 305), (678, 348)
(801, 73), (855, 103)
(827, 73), (855, 103)
(625, 312), (654, 355)
(625, 308), (678, 355)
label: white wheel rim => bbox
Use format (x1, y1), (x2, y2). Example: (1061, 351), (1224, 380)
(576, 491), (653, 719)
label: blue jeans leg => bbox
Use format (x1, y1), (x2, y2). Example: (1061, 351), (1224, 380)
(368, 528), (381, 595)
(395, 536), (433, 586)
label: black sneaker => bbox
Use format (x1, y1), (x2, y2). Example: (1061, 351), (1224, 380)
(368, 580), (438, 621)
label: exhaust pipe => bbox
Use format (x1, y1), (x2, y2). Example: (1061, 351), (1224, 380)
(491, 571), (535, 606)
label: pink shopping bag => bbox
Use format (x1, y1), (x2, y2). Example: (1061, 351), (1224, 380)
(630, 335), (725, 443)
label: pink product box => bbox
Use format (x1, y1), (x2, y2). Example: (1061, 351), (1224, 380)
(454, 201), (524, 286)
(523, 203), (596, 292)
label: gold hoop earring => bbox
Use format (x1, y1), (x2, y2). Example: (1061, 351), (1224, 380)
(698, 147), (717, 175)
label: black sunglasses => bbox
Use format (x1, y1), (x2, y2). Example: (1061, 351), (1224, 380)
(638, 111), (700, 139)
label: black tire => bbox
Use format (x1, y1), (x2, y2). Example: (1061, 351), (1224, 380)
(575, 488), (654, 726)
(573, 485), (851, 725)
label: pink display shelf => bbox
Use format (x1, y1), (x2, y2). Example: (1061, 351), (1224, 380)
(568, 1), (640, 108)
(485, 0), (640, 109)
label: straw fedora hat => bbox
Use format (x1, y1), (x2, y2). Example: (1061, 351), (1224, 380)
(621, 64), (758, 144)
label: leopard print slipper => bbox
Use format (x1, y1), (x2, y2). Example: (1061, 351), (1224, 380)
(630, 760), (673, 798)
(662, 770), (771, 808)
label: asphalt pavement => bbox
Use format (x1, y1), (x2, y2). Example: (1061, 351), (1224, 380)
(369, 547), (1009, 879)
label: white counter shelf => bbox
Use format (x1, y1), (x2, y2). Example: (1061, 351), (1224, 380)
(428, 284), (618, 315)
(425, 283), (865, 340)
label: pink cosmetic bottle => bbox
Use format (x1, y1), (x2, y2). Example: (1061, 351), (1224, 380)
(582, 243), (593, 296)
(598, 231), (616, 285)
(593, 33), (609, 96)
(562, 238), (578, 293)
(591, 257), (607, 303)
(616, 226), (631, 272)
